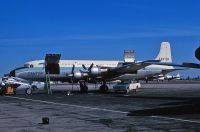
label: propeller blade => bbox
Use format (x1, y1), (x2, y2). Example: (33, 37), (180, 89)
(71, 64), (75, 74)
(88, 63), (94, 71)
(82, 64), (87, 70)
(79, 70), (87, 73)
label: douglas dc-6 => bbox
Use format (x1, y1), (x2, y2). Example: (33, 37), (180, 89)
(6, 42), (200, 93)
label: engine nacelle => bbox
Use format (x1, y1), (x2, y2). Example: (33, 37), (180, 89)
(90, 67), (101, 75)
(73, 71), (83, 79)
(195, 47), (200, 61)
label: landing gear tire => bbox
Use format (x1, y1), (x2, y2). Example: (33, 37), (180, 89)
(25, 88), (32, 95)
(31, 85), (37, 91)
(81, 86), (88, 93)
(80, 82), (88, 93)
(99, 85), (108, 93)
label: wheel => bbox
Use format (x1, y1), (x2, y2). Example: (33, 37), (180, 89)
(99, 85), (104, 93)
(80, 86), (83, 93)
(83, 85), (88, 93)
(126, 89), (129, 94)
(25, 88), (32, 95)
(80, 85), (88, 93)
(31, 85), (37, 91)
(99, 85), (108, 93)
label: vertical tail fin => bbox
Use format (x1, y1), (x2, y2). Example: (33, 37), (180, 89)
(176, 73), (180, 78)
(155, 42), (172, 63)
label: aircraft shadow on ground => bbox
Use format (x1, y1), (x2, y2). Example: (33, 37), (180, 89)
(127, 97), (200, 116)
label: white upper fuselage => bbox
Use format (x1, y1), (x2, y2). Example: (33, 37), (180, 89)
(8, 42), (176, 83)
(24, 60), (120, 68)
(23, 59), (174, 81)
(25, 60), (173, 68)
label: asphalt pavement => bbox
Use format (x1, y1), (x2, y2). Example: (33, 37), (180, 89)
(0, 81), (200, 132)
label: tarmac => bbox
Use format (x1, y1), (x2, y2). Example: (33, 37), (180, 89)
(0, 80), (200, 132)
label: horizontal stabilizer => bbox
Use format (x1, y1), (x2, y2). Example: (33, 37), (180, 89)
(182, 62), (200, 68)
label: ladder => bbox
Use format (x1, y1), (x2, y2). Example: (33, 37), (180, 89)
(45, 72), (52, 95)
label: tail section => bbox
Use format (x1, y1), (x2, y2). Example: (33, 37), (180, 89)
(155, 42), (172, 63)
(176, 73), (180, 78)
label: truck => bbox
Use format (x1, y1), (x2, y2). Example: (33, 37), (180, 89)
(113, 81), (141, 93)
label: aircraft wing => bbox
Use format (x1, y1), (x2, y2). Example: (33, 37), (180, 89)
(181, 62), (200, 68)
(99, 60), (160, 80)
(161, 68), (183, 75)
(145, 62), (200, 69)
(112, 60), (160, 73)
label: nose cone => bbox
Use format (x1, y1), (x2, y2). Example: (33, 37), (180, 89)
(195, 47), (200, 61)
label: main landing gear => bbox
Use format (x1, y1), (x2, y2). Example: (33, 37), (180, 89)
(79, 81), (88, 93)
(79, 81), (109, 93)
(99, 81), (109, 93)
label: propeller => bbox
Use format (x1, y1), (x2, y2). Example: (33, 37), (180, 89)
(71, 64), (75, 75)
(80, 63), (101, 81)
(88, 63), (94, 71)
(69, 64), (84, 81)
(69, 64), (88, 90)
(81, 63), (94, 73)
(70, 64), (75, 90)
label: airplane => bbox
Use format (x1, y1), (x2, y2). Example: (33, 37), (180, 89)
(158, 74), (181, 81)
(145, 73), (181, 83)
(7, 42), (193, 93)
(195, 47), (200, 61)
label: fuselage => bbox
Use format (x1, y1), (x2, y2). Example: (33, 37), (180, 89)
(20, 42), (174, 82)
(17, 60), (174, 82)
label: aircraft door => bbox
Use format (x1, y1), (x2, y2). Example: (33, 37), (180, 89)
(45, 54), (61, 74)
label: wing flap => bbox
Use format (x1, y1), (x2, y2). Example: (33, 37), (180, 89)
(100, 60), (160, 79)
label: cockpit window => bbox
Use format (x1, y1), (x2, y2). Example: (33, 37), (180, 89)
(24, 64), (34, 68)
(24, 64), (30, 67)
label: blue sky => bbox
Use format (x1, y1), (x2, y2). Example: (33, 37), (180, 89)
(0, 0), (200, 77)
